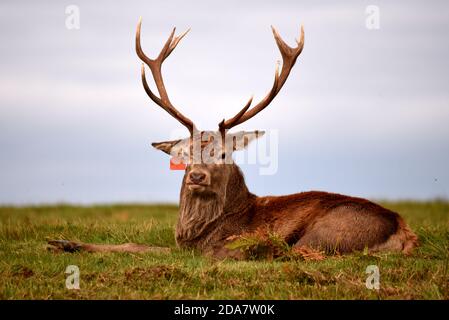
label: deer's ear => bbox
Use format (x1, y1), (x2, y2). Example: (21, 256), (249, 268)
(231, 130), (265, 151)
(151, 139), (182, 155)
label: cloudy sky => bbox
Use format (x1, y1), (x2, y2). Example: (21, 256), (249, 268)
(1, 0), (448, 204)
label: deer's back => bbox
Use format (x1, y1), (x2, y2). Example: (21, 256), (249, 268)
(250, 191), (401, 251)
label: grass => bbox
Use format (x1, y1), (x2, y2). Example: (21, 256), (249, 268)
(0, 201), (448, 300)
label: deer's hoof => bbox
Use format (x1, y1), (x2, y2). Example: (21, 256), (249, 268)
(47, 240), (83, 253)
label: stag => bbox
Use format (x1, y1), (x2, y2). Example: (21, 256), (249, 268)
(48, 19), (418, 258)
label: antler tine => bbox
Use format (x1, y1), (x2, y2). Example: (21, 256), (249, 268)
(136, 17), (153, 66)
(136, 18), (195, 135)
(271, 25), (304, 90)
(167, 28), (191, 58)
(219, 96), (253, 132)
(140, 64), (190, 124)
(219, 25), (304, 130)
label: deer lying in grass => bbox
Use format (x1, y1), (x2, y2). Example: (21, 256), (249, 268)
(48, 19), (418, 259)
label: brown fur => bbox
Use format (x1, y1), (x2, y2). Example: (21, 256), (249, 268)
(171, 163), (418, 258)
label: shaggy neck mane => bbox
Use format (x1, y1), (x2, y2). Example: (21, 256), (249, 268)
(176, 164), (252, 245)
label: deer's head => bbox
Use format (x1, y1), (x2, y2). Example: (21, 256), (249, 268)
(136, 18), (304, 196)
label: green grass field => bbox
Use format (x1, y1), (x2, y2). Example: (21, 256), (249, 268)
(0, 201), (447, 299)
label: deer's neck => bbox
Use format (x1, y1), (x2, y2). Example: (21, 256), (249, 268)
(176, 165), (253, 248)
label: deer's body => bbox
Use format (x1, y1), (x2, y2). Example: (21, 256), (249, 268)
(47, 19), (418, 258)
(175, 164), (417, 259)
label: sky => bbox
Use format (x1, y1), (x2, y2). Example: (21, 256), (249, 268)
(0, 0), (448, 204)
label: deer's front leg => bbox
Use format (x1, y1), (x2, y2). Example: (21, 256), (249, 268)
(47, 240), (171, 254)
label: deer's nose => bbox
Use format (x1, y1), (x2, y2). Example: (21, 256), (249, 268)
(189, 172), (206, 184)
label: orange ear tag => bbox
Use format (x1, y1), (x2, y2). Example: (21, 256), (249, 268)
(170, 156), (186, 170)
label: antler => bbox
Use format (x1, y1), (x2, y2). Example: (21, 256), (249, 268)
(219, 25), (304, 132)
(136, 18), (196, 136)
